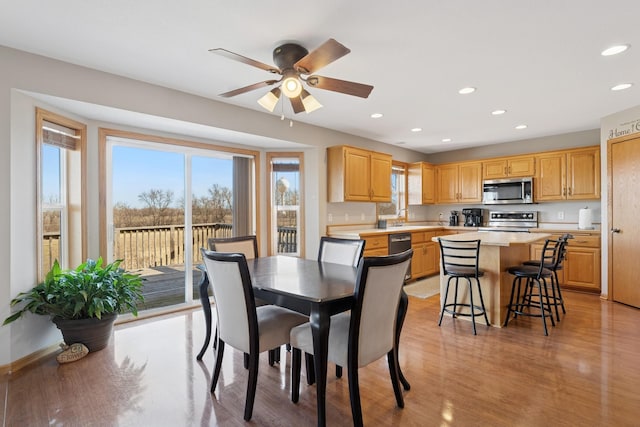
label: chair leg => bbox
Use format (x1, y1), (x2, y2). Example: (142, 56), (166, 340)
(268, 349), (274, 366)
(541, 278), (556, 327)
(335, 365), (343, 378)
(467, 277), (477, 335)
(347, 364), (364, 427)
(387, 350), (405, 408)
(452, 277), (460, 318)
(211, 340), (225, 393)
(554, 271), (567, 314)
(196, 272), (212, 360)
(244, 351), (259, 421)
(243, 353), (249, 369)
(536, 279), (549, 336)
(304, 352), (316, 385)
(548, 274), (561, 321)
(438, 277), (453, 326)
(504, 277), (519, 326)
(291, 348), (301, 403)
(475, 277), (490, 327)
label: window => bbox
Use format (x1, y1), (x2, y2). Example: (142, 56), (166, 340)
(267, 153), (304, 257)
(36, 108), (87, 279)
(377, 162), (407, 221)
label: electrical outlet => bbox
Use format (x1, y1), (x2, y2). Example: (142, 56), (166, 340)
(439, 212), (444, 221)
(328, 213), (333, 223)
(557, 211), (564, 220)
(345, 213), (349, 222)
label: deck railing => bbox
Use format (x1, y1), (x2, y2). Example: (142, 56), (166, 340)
(42, 223), (297, 271)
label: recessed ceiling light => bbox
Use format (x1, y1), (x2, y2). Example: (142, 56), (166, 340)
(370, 113), (383, 119)
(458, 87), (476, 95)
(515, 124), (528, 130)
(611, 83), (633, 91)
(601, 44), (630, 56)
(411, 127), (422, 132)
(442, 138), (452, 142)
(491, 109), (507, 115)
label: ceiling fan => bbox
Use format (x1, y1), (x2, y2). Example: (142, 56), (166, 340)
(210, 38), (373, 114)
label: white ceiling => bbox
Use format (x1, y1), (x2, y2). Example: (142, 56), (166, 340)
(2, 1), (639, 153)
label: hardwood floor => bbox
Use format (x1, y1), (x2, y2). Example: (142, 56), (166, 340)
(2, 290), (639, 426)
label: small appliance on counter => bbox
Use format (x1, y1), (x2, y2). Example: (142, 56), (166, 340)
(449, 210), (459, 226)
(462, 208), (483, 227)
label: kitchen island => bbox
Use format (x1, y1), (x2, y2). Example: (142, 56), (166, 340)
(431, 231), (550, 327)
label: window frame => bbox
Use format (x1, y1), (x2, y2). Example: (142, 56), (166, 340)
(35, 108), (87, 279)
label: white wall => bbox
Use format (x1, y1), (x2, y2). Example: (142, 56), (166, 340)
(0, 45), (429, 366)
(599, 105), (640, 297)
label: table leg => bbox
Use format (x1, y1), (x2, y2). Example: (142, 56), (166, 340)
(196, 270), (212, 361)
(310, 307), (330, 427)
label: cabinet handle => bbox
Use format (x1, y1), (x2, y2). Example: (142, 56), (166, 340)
(508, 166), (512, 174)
(611, 228), (621, 234)
(504, 166), (508, 175)
(568, 187), (572, 195)
(563, 187), (567, 196)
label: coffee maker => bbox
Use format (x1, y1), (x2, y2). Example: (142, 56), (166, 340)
(462, 208), (483, 227)
(449, 211), (459, 226)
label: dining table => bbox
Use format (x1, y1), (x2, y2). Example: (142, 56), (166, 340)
(197, 255), (411, 427)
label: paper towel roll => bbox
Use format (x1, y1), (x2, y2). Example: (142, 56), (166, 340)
(578, 207), (593, 229)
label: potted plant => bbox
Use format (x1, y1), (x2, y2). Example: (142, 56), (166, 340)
(3, 257), (144, 352)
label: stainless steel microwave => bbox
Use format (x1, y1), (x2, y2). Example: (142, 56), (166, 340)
(482, 177), (533, 204)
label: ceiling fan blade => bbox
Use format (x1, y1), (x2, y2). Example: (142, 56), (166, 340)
(289, 96), (305, 114)
(306, 75), (373, 98)
(219, 80), (279, 98)
(209, 48), (281, 74)
(294, 39), (350, 74)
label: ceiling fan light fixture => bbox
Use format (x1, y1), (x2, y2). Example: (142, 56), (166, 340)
(257, 87), (281, 112)
(282, 73), (303, 98)
(300, 89), (323, 113)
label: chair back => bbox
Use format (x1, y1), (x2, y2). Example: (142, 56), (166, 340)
(437, 238), (481, 277)
(208, 235), (258, 259)
(200, 249), (257, 354)
(554, 233), (573, 269)
(317, 236), (365, 267)
(538, 239), (562, 278)
(350, 249), (412, 367)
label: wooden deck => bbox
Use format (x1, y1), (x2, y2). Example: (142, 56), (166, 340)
(134, 265), (206, 310)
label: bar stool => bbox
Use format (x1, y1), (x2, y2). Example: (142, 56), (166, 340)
(437, 238), (489, 335)
(522, 233), (572, 321)
(504, 239), (559, 335)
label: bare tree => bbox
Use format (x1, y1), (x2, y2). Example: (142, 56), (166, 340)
(207, 184), (232, 223)
(138, 189), (174, 225)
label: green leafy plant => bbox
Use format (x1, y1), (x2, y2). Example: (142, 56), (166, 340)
(3, 257), (144, 325)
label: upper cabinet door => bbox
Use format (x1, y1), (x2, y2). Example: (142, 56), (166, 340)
(344, 147), (372, 201)
(369, 151), (392, 202)
(436, 164), (459, 203)
(535, 152), (566, 201)
(408, 162), (435, 205)
(458, 162), (483, 202)
(483, 156), (535, 179)
(567, 148), (600, 200)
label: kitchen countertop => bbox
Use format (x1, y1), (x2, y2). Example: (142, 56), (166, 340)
(430, 231), (550, 247)
(328, 224), (599, 239)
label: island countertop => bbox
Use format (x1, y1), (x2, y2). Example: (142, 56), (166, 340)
(431, 231), (550, 247)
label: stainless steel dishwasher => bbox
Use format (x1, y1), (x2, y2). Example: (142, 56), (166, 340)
(389, 232), (412, 279)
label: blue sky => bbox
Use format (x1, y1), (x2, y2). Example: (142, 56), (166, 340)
(112, 146), (233, 208)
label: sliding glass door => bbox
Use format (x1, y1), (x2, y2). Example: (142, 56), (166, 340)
(103, 134), (256, 312)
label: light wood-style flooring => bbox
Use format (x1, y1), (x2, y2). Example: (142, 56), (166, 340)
(2, 290), (639, 426)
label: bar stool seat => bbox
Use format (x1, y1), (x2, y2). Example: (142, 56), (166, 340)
(505, 239), (560, 335)
(437, 238), (489, 335)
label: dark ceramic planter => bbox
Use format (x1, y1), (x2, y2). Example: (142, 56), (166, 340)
(52, 312), (118, 352)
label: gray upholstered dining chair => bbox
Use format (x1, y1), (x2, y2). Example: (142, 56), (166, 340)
(317, 236), (366, 267)
(200, 235), (280, 365)
(289, 249), (413, 427)
(305, 236), (365, 382)
(200, 249), (307, 421)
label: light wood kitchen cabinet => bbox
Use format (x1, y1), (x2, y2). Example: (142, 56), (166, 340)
(483, 155), (535, 179)
(408, 162), (435, 204)
(410, 231), (438, 279)
(529, 232), (601, 293)
(327, 145), (392, 203)
(436, 161), (482, 204)
(362, 234), (389, 257)
(535, 147), (600, 201)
